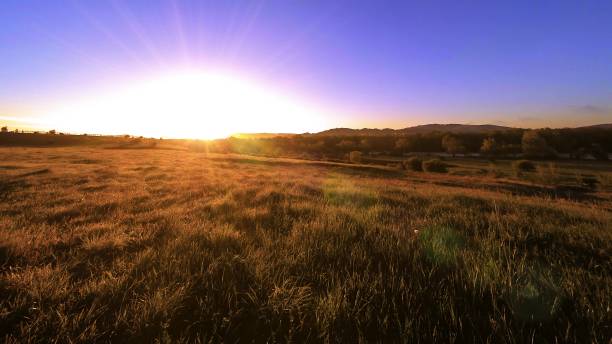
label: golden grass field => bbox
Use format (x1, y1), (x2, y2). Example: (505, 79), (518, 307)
(1, 146), (611, 342)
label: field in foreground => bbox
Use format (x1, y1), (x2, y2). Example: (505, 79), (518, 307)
(0, 147), (611, 342)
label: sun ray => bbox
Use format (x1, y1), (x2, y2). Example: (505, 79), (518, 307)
(109, 0), (165, 67)
(70, 0), (144, 66)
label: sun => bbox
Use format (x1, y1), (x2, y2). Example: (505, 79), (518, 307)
(42, 69), (330, 139)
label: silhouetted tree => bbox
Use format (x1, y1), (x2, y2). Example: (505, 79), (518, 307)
(590, 144), (608, 160)
(441, 135), (465, 157)
(522, 130), (552, 158)
(480, 137), (499, 156)
(1, 126), (7, 133)
(395, 138), (409, 152)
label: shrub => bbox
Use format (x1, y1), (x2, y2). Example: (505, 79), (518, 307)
(580, 175), (599, 190)
(537, 162), (559, 185)
(348, 151), (362, 163)
(591, 144), (608, 161)
(512, 160), (535, 173)
(598, 173), (612, 189)
(442, 135), (466, 157)
(403, 157), (423, 171)
(423, 159), (447, 173)
(488, 162), (503, 178)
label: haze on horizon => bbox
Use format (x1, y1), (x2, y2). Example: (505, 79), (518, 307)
(1, 1), (611, 138)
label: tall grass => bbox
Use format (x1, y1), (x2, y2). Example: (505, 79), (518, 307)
(0, 147), (610, 342)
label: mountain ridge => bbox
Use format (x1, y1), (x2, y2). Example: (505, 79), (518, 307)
(231, 123), (612, 139)
(311, 123), (612, 136)
(314, 124), (514, 136)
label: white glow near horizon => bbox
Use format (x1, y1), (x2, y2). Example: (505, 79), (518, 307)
(41, 70), (331, 139)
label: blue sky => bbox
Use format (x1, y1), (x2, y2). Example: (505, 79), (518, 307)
(1, 0), (611, 134)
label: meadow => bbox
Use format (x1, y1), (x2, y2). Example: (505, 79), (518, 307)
(0, 146), (611, 342)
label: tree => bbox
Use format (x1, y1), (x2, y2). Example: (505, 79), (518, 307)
(336, 140), (355, 150)
(48, 129), (56, 135)
(395, 138), (409, 151)
(590, 144), (608, 161)
(480, 137), (499, 156)
(359, 139), (371, 150)
(522, 130), (551, 158)
(349, 151), (362, 163)
(308, 140), (325, 152)
(1, 126), (7, 133)
(441, 135), (465, 157)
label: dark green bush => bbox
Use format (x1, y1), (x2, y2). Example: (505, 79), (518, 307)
(512, 160), (535, 172)
(423, 159), (447, 173)
(403, 157), (423, 171)
(581, 176), (599, 189)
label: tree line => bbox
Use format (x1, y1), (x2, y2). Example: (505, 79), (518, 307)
(208, 127), (611, 160)
(2, 125), (610, 160)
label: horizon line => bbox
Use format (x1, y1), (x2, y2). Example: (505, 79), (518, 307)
(2, 120), (611, 141)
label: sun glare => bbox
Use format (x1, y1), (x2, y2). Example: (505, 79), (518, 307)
(42, 70), (330, 139)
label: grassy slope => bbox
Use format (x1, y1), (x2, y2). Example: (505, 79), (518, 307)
(0, 147), (610, 343)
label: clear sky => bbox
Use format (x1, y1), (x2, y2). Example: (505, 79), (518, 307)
(1, 0), (611, 137)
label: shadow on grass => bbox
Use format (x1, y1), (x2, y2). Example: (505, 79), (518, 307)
(0, 179), (27, 199)
(417, 176), (603, 202)
(17, 168), (51, 178)
(204, 155), (405, 179)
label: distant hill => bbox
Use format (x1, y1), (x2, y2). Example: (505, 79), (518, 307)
(399, 124), (513, 134)
(232, 133), (297, 139)
(237, 123), (612, 137)
(313, 128), (397, 136)
(315, 124), (514, 136)
(574, 123), (612, 130)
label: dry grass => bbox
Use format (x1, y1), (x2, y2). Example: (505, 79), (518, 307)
(0, 147), (611, 342)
